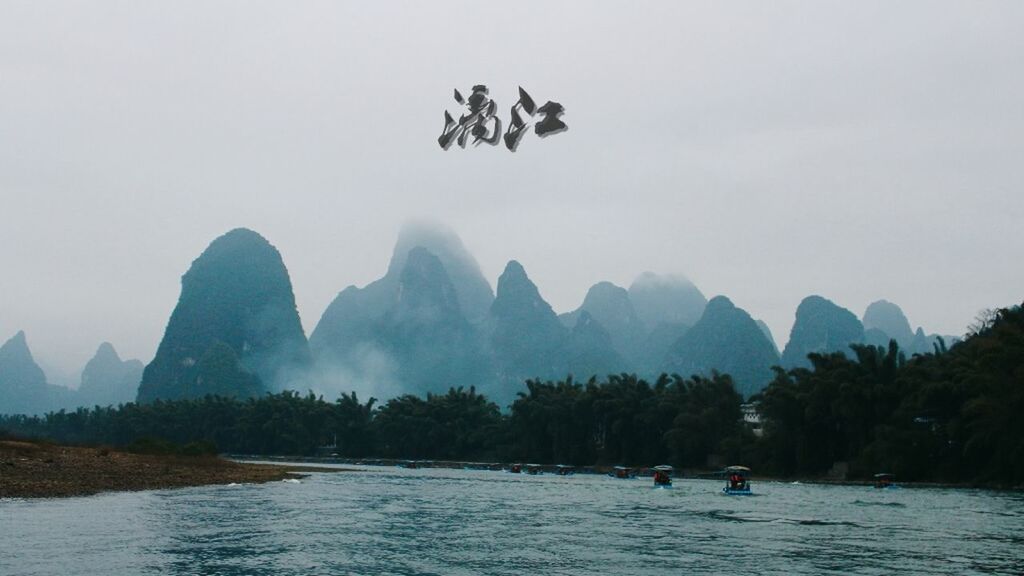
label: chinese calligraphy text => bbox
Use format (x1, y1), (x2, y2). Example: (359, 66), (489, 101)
(439, 85), (567, 152)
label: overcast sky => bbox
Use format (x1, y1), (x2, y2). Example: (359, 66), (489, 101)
(2, 1), (1022, 378)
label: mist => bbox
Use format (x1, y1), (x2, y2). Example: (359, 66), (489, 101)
(1, 1), (1021, 375)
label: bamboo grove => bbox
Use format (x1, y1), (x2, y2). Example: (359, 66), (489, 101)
(3, 303), (1021, 487)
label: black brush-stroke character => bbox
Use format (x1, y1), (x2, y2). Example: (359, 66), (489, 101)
(535, 101), (567, 137)
(504, 87), (536, 152)
(439, 85), (502, 149)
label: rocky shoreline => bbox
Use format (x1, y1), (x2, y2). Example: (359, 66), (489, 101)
(0, 440), (345, 498)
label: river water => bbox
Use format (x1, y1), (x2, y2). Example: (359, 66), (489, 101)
(1, 464), (1021, 575)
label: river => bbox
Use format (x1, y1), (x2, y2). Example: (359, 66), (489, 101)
(2, 464), (1021, 575)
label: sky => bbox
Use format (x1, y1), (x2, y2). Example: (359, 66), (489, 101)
(1, 1), (1022, 379)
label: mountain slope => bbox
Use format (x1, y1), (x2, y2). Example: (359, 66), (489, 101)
(559, 281), (645, 365)
(78, 343), (144, 407)
(781, 296), (865, 369)
(0, 332), (74, 415)
(628, 272), (707, 330)
(137, 228), (310, 402)
(488, 260), (569, 389)
(666, 296), (779, 397)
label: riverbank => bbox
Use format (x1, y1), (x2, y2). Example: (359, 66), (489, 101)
(0, 439), (347, 498)
(233, 454), (1021, 491)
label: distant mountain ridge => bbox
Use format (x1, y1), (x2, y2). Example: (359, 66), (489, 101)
(487, 259), (568, 385)
(381, 247), (492, 396)
(385, 221), (494, 323)
(4, 223), (960, 413)
(863, 300), (915, 348)
(309, 223), (497, 401)
(0, 333), (143, 415)
(79, 343), (143, 407)
(628, 272), (707, 329)
(862, 299), (957, 354)
(0, 331), (68, 415)
(217, 225), (965, 403)
(559, 281), (646, 368)
(665, 296), (780, 397)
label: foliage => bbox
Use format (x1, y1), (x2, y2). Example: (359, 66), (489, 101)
(2, 302), (1021, 486)
(508, 373), (746, 467)
(0, 376), (742, 467)
(374, 386), (505, 460)
(756, 302), (1024, 486)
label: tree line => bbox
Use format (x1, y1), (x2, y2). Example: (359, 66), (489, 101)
(3, 302), (1021, 486)
(0, 373), (748, 469)
(757, 302), (1023, 485)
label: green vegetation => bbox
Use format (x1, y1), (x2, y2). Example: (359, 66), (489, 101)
(3, 303), (1021, 486)
(758, 303), (1024, 485)
(0, 376), (745, 468)
(508, 373), (747, 467)
(125, 437), (218, 457)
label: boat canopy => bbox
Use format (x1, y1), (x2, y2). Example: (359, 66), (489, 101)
(874, 473), (895, 479)
(725, 465), (751, 474)
(653, 465), (673, 472)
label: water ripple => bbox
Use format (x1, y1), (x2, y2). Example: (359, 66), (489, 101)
(1, 467), (1022, 575)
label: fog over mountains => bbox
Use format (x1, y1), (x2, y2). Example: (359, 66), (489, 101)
(0, 333), (141, 415)
(1, 223), (961, 414)
(79, 343), (144, 408)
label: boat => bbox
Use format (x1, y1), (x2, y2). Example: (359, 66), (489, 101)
(525, 463), (543, 475)
(873, 473), (898, 489)
(723, 465), (753, 495)
(555, 464), (575, 476)
(508, 463), (523, 474)
(609, 466), (635, 479)
(652, 465), (673, 488)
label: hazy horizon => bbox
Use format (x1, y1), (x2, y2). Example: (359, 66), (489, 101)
(2, 1), (1022, 376)
(0, 219), (1000, 380)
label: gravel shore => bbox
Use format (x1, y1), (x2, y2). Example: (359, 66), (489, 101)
(0, 439), (343, 498)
